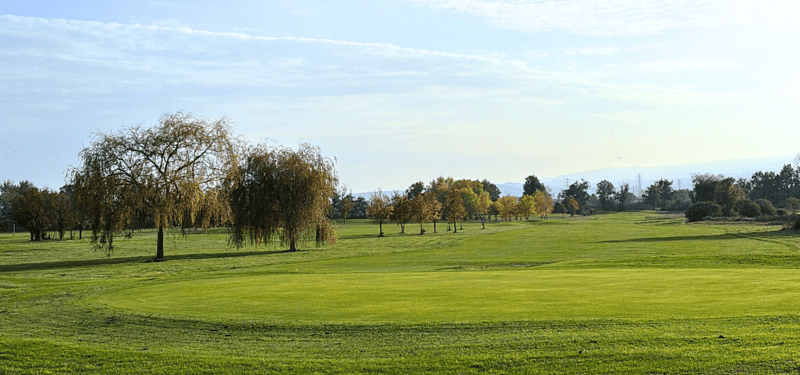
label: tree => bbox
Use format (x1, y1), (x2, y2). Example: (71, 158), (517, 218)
(642, 184), (661, 210)
(228, 143), (337, 252)
(405, 181), (425, 200)
(389, 192), (412, 234)
(713, 178), (745, 216)
(692, 174), (723, 203)
(559, 180), (589, 213)
(615, 183), (631, 211)
(481, 179), (501, 202)
(785, 197), (800, 213)
(0, 180), (35, 233)
(533, 190), (554, 219)
(476, 190), (491, 228)
(412, 192), (441, 235)
(495, 196), (517, 221)
(72, 112), (238, 260)
(366, 189), (393, 237)
(523, 175), (546, 196)
(11, 186), (59, 241)
(595, 180), (616, 211)
(339, 187), (354, 224)
(445, 189), (467, 233)
(564, 197), (579, 216)
(518, 195), (535, 220)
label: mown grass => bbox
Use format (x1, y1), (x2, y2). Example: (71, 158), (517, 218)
(2, 212), (800, 374)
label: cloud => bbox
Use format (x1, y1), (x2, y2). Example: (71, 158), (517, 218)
(408, 0), (798, 37)
(638, 59), (738, 72)
(563, 46), (620, 55)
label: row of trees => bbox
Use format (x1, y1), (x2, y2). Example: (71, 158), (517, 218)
(363, 177), (555, 237)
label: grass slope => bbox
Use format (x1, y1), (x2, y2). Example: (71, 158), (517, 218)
(2, 212), (800, 374)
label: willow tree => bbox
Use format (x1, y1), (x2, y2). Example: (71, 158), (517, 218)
(71, 112), (237, 260)
(228, 143), (337, 251)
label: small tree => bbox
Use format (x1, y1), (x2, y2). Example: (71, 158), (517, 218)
(518, 194), (535, 220)
(495, 196), (517, 221)
(476, 190), (491, 228)
(412, 192), (441, 235)
(445, 190), (467, 233)
(390, 193), (412, 234)
(533, 190), (554, 219)
(366, 189), (393, 237)
(615, 183), (631, 211)
(564, 197), (579, 216)
(786, 197), (800, 214)
(11, 186), (58, 241)
(339, 187), (354, 224)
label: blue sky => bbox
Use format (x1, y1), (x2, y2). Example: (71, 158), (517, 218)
(2, 0), (799, 193)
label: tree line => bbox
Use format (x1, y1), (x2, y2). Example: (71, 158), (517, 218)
(2, 112), (798, 258)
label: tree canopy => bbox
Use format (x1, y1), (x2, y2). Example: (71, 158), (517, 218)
(71, 112), (238, 260)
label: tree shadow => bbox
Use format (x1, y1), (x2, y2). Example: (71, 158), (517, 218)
(601, 230), (793, 244)
(0, 249), (295, 273)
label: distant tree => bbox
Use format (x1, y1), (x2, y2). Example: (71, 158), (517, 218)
(518, 195), (535, 220)
(476, 190), (491, 228)
(72, 112), (237, 260)
(405, 181), (425, 200)
(228, 143), (337, 252)
(615, 183), (631, 211)
(412, 192), (441, 235)
(533, 190), (554, 219)
(444, 189), (467, 233)
(595, 180), (616, 211)
(481, 179), (501, 202)
(754, 198), (777, 216)
(713, 178), (745, 216)
(390, 193), (412, 234)
(366, 189), (393, 237)
(11, 186), (59, 241)
(0, 180), (35, 232)
(685, 202), (722, 222)
(460, 187), (479, 224)
(488, 201), (500, 221)
(523, 175), (546, 196)
(495, 196), (517, 221)
(351, 196), (367, 219)
(642, 184), (661, 210)
(564, 197), (579, 216)
(559, 180), (590, 212)
(735, 199), (761, 218)
(692, 174), (723, 203)
(428, 177), (453, 232)
(339, 186), (354, 224)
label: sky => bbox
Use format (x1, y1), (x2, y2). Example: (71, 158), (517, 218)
(2, 0), (799, 193)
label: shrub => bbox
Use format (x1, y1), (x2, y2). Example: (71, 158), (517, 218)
(754, 198), (777, 216)
(735, 199), (761, 218)
(777, 209), (787, 216)
(685, 202), (722, 222)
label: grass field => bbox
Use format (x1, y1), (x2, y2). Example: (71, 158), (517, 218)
(2, 212), (800, 374)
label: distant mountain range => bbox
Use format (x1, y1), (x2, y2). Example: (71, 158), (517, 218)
(355, 154), (797, 199)
(499, 154), (797, 197)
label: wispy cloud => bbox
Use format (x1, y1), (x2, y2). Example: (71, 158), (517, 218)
(563, 46), (620, 55)
(408, 0), (796, 36)
(638, 59), (738, 72)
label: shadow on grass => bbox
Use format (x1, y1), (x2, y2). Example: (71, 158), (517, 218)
(0, 249), (295, 273)
(601, 230), (792, 244)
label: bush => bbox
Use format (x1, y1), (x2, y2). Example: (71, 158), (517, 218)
(777, 209), (787, 216)
(735, 199), (761, 218)
(754, 198), (777, 216)
(685, 202), (722, 222)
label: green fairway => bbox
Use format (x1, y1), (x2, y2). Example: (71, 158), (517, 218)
(3, 212), (800, 374)
(100, 269), (800, 322)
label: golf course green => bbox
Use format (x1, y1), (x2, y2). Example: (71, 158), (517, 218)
(2, 212), (800, 373)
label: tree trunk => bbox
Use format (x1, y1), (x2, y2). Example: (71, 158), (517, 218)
(378, 221), (384, 237)
(289, 238), (297, 252)
(453, 221), (457, 233)
(433, 220), (437, 233)
(155, 224), (165, 261)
